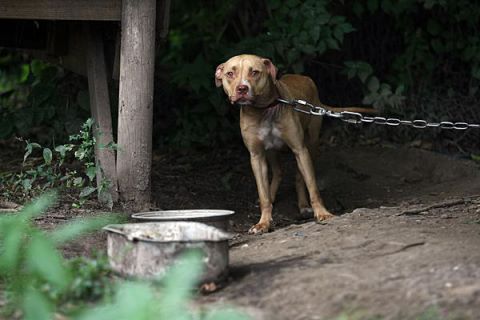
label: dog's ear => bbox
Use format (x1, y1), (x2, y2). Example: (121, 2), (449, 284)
(215, 63), (224, 87)
(263, 59), (277, 82)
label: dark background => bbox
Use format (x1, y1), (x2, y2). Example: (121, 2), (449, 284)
(1, 0), (479, 156)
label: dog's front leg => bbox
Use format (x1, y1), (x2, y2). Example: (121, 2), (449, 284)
(281, 119), (334, 222)
(292, 145), (334, 221)
(248, 150), (273, 234)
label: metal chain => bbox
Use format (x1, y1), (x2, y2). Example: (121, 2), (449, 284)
(278, 98), (480, 130)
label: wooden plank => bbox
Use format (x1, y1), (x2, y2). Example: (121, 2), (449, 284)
(0, 0), (121, 21)
(85, 23), (119, 206)
(156, 0), (170, 39)
(116, 0), (156, 210)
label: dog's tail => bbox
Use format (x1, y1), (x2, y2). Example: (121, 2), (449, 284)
(321, 104), (378, 114)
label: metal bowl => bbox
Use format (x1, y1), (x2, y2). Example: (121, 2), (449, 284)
(103, 222), (233, 282)
(131, 209), (235, 231)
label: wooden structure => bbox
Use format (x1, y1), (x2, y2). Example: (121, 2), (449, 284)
(0, 0), (171, 210)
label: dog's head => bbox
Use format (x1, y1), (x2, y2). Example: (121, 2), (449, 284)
(215, 54), (278, 107)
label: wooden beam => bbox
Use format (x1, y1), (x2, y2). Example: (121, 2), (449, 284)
(116, 0), (156, 210)
(0, 0), (121, 21)
(85, 24), (119, 207)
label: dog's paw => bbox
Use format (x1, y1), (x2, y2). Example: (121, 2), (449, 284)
(248, 223), (270, 235)
(315, 210), (335, 222)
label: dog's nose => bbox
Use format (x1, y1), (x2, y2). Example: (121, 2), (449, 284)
(236, 85), (249, 95)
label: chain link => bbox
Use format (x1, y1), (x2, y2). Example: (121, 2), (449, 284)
(278, 98), (480, 130)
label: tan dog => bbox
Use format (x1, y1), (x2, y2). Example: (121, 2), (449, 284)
(215, 54), (374, 234)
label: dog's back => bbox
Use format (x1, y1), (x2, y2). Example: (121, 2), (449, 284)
(276, 74), (324, 136)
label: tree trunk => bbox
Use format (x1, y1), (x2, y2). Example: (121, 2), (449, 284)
(116, 0), (156, 210)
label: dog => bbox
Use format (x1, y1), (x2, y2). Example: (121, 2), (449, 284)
(215, 54), (375, 234)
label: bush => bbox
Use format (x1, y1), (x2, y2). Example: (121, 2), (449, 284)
(0, 118), (114, 208)
(0, 53), (90, 143)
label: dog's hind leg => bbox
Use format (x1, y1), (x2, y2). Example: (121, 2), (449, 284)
(266, 150), (282, 204)
(295, 169), (311, 214)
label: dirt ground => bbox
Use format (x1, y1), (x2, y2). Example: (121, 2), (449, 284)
(2, 141), (480, 320)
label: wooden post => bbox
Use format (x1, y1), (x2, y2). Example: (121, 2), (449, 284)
(116, 0), (156, 209)
(85, 24), (119, 207)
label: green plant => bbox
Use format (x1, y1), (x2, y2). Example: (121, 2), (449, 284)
(41, 253), (115, 309)
(0, 118), (112, 208)
(342, 61), (405, 111)
(0, 193), (248, 319)
(78, 250), (249, 320)
(0, 192), (119, 318)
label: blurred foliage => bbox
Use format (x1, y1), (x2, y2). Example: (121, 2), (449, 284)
(0, 193), (119, 317)
(0, 194), (248, 319)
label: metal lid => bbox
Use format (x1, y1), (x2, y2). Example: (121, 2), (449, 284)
(103, 221), (233, 243)
(131, 209), (235, 221)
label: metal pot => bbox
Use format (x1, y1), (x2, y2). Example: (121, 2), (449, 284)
(131, 209), (235, 231)
(103, 222), (233, 282)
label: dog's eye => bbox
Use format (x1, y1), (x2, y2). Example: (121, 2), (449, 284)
(226, 71), (234, 78)
(251, 70), (260, 76)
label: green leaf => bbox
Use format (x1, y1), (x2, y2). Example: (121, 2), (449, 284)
(395, 85), (405, 95)
(317, 41), (327, 54)
(26, 233), (70, 290)
(55, 145), (67, 159)
(77, 282), (157, 320)
(346, 68), (356, 79)
(22, 287), (53, 320)
(341, 23), (355, 34)
(380, 83), (393, 96)
(471, 154), (480, 162)
(367, 76), (380, 92)
(24, 142), (41, 163)
(86, 166), (97, 182)
(362, 92), (379, 105)
(358, 63), (373, 83)
(73, 177), (84, 187)
(79, 186), (96, 198)
(22, 178), (32, 191)
(326, 38), (339, 50)
(204, 309), (250, 320)
(158, 250), (204, 319)
(20, 64), (31, 83)
(0, 223), (24, 272)
(43, 148), (52, 165)
(333, 26), (344, 43)
(75, 149), (87, 161)
(20, 192), (56, 220)
(50, 214), (120, 244)
(316, 13), (330, 25)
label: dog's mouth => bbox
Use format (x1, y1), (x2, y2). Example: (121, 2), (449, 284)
(231, 95), (254, 106)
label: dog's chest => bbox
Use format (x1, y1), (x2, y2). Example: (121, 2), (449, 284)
(258, 120), (284, 150)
